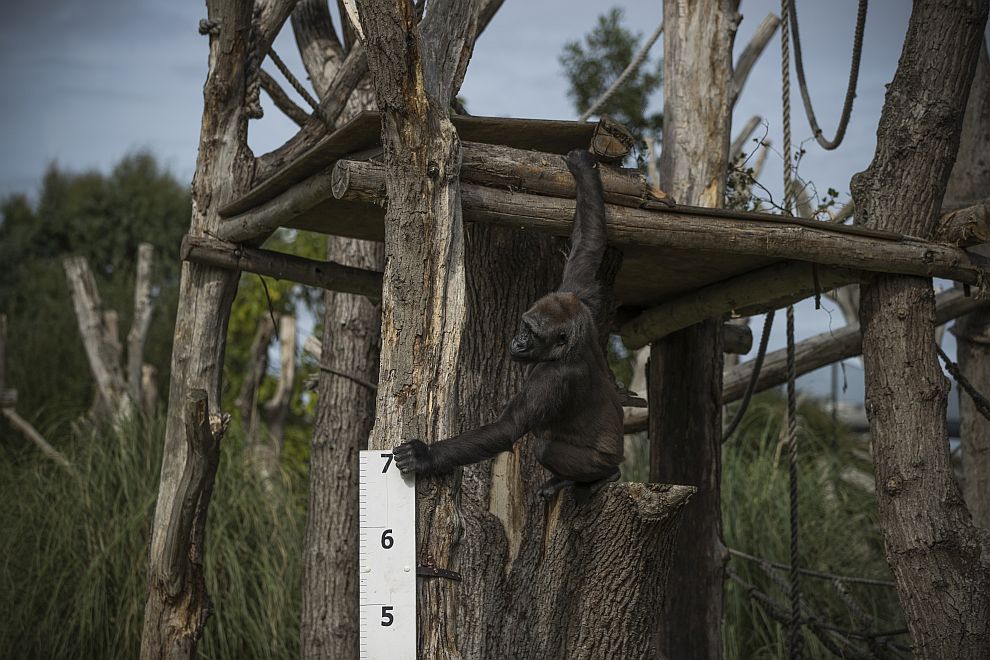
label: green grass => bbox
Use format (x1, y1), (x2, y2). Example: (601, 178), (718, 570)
(1, 394), (905, 659)
(0, 413), (306, 659)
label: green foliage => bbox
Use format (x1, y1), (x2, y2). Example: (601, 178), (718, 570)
(560, 8), (663, 147)
(721, 394), (907, 659)
(0, 413), (306, 659)
(0, 153), (188, 424)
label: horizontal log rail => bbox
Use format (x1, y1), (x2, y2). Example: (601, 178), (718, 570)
(623, 286), (986, 434)
(180, 235), (383, 298)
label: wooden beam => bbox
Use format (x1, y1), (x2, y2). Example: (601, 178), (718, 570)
(180, 235), (383, 298)
(621, 262), (861, 349)
(722, 322), (753, 355)
(220, 140), (669, 242)
(328, 159), (988, 286)
(622, 286), (987, 433)
(722, 286), (984, 403)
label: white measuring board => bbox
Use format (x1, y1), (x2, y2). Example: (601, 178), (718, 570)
(358, 450), (416, 660)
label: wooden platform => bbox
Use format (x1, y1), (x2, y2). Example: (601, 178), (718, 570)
(215, 111), (988, 345)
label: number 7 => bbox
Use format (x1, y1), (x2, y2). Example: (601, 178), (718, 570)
(381, 453), (393, 473)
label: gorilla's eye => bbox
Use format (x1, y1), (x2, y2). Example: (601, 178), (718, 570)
(557, 332), (568, 346)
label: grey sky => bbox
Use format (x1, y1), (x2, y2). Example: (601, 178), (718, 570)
(0, 0), (984, 403)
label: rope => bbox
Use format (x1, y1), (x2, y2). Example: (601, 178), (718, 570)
(936, 343), (990, 422)
(780, 3), (802, 657)
(789, 0), (868, 150)
(722, 311), (775, 443)
(198, 19), (221, 36)
(728, 548), (896, 587)
(578, 20), (664, 122)
(244, 11), (264, 119)
(268, 48), (323, 115)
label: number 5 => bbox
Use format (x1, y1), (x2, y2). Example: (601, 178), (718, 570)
(381, 606), (394, 626)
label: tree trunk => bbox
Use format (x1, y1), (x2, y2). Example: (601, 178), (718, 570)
(301, 238), (382, 659)
(649, 2), (738, 658)
(355, 2), (479, 657)
(951, 40), (990, 531)
(139, 0), (285, 655)
(851, 1), (990, 657)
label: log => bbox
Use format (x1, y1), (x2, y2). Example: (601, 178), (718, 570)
(128, 243), (155, 406)
(180, 234), (383, 298)
(220, 141), (671, 242)
(934, 200), (990, 246)
(329, 159), (988, 286)
(622, 262), (860, 349)
(723, 286), (985, 403)
(721, 322), (753, 355)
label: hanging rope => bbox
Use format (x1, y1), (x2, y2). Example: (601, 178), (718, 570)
(268, 48), (323, 116)
(722, 311), (775, 443)
(780, 2), (803, 657)
(579, 20), (664, 122)
(789, 0), (868, 150)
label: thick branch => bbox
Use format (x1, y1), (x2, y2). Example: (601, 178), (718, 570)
(63, 256), (128, 413)
(291, 0), (344, 98)
(181, 234), (383, 297)
(127, 243), (155, 405)
(732, 13), (780, 102)
(156, 390), (223, 618)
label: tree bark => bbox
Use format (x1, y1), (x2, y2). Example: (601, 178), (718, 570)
(951, 39), (990, 531)
(140, 0), (272, 655)
(354, 1), (479, 657)
(301, 238), (382, 660)
(851, 1), (990, 657)
(649, 2), (738, 658)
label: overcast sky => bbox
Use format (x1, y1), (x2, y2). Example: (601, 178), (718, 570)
(0, 0), (985, 403)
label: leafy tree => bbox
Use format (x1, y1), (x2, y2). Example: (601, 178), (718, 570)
(559, 8), (663, 145)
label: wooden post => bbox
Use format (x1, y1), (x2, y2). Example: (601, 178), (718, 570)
(851, 0), (990, 656)
(950, 39), (990, 531)
(139, 0), (291, 656)
(649, 2), (738, 658)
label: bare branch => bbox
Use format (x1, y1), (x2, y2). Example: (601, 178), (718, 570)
(63, 256), (127, 412)
(291, 0), (345, 97)
(730, 115), (762, 161)
(732, 13), (780, 103)
(2, 408), (75, 474)
(127, 243), (155, 405)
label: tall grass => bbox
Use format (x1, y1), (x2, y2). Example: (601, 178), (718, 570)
(722, 394), (907, 659)
(0, 414), (306, 659)
(2, 395), (906, 659)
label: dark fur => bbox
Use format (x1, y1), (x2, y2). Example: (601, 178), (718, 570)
(393, 149), (623, 488)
